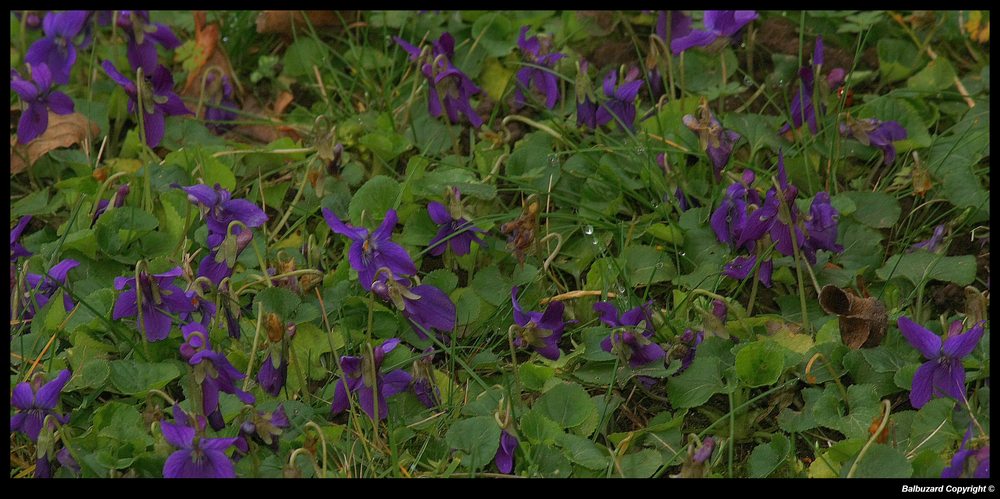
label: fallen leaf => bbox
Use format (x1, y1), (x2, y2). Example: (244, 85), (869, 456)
(255, 11), (358, 35)
(818, 285), (887, 349)
(181, 11), (240, 118)
(11, 112), (99, 174)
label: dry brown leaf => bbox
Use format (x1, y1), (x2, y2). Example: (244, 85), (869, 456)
(255, 11), (358, 35)
(819, 285), (887, 349)
(11, 112), (99, 174)
(181, 11), (240, 116)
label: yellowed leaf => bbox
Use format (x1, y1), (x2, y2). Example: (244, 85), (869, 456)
(11, 112), (98, 174)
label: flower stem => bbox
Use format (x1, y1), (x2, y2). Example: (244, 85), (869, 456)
(846, 399), (891, 478)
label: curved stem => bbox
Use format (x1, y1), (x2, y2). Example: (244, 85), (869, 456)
(846, 399), (891, 478)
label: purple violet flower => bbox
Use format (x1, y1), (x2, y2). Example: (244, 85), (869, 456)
(595, 300), (665, 368)
(898, 317), (984, 409)
(513, 26), (565, 110)
(495, 430), (519, 474)
(409, 348), (440, 408)
(427, 188), (485, 257)
(677, 328), (704, 372)
(234, 405), (290, 458)
(102, 60), (191, 148)
(670, 11), (758, 54)
(184, 323), (256, 430)
(203, 73), (238, 133)
(91, 183), (130, 226)
(20, 258), (79, 319)
(331, 338), (413, 421)
(694, 437), (715, 464)
(372, 276), (456, 340)
(112, 267), (196, 342)
(11, 216), (33, 261)
(942, 425), (990, 478)
(510, 286), (566, 360)
(10, 64), (75, 144)
(801, 191), (844, 264)
(10, 370), (71, 442)
(161, 418), (238, 478)
(177, 183), (269, 240)
(909, 224), (947, 253)
(595, 68), (643, 130)
(839, 117), (908, 166)
(115, 11), (182, 74)
(683, 104), (741, 181)
(395, 33), (484, 128)
(323, 208), (417, 291)
(25, 11), (90, 85)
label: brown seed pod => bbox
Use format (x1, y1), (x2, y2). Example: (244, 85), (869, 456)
(819, 285), (887, 349)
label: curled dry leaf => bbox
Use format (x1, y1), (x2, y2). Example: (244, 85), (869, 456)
(255, 11), (359, 35)
(11, 112), (99, 174)
(181, 11), (239, 109)
(818, 285), (888, 349)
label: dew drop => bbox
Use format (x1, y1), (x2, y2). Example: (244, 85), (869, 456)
(583, 225), (594, 235)
(591, 236), (600, 246)
(222, 36), (230, 44)
(655, 262), (664, 269)
(617, 286), (627, 295)
(635, 146), (646, 155)
(547, 153), (559, 165)
(679, 252), (687, 257)
(740, 42), (747, 49)
(743, 76), (753, 86)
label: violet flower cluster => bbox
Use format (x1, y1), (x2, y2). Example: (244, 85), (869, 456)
(595, 300), (665, 368)
(395, 33), (484, 128)
(513, 26), (565, 110)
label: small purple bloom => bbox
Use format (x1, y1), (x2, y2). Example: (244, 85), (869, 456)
(323, 208), (417, 291)
(910, 224), (947, 253)
(942, 425), (990, 478)
(513, 26), (565, 110)
(372, 276), (456, 340)
(25, 11), (90, 84)
(258, 351), (288, 397)
(683, 106), (741, 181)
(677, 328), (704, 372)
(161, 419), (238, 478)
(11, 64), (75, 144)
(840, 118), (908, 166)
(10, 370), (71, 442)
(203, 73), (238, 133)
(409, 348), (440, 409)
(595, 301), (665, 368)
(234, 405), (290, 457)
(898, 317), (984, 409)
(177, 183), (268, 239)
(91, 183), (130, 226)
(115, 11), (182, 74)
(20, 258), (79, 319)
(577, 95), (599, 129)
(395, 33), (484, 128)
(671, 11), (758, 54)
(112, 267), (196, 342)
(511, 286), (566, 360)
(495, 430), (519, 474)
(11, 216), (33, 261)
(186, 324), (256, 430)
(693, 437), (715, 464)
(427, 189), (485, 257)
(102, 60), (191, 148)
(331, 338), (413, 421)
(595, 68), (643, 130)
(801, 191), (844, 264)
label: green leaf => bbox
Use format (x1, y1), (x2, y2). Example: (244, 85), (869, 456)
(618, 449), (662, 478)
(735, 340), (785, 387)
(108, 359), (182, 396)
(749, 434), (790, 478)
(348, 175), (401, 226)
(254, 287), (302, 319)
(200, 155), (237, 191)
(877, 39), (922, 83)
(908, 398), (959, 455)
(290, 322), (332, 380)
(470, 13), (515, 58)
(842, 192), (900, 229)
(536, 382), (596, 428)
(623, 245), (676, 285)
(557, 432), (609, 470)
(877, 251), (977, 286)
(667, 356), (725, 408)
(445, 416), (502, 470)
(857, 95), (932, 150)
(519, 363), (555, 391)
(471, 265), (511, 306)
(79, 358), (111, 389)
(422, 269), (459, 294)
(848, 444), (912, 478)
(520, 410), (563, 445)
(907, 57), (957, 93)
(453, 288), (482, 326)
(282, 38), (328, 78)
